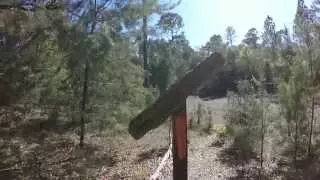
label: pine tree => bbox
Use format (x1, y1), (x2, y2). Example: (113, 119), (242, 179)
(225, 26), (236, 47)
(243, 28), (259, 48)
(262, 16), (278, 62)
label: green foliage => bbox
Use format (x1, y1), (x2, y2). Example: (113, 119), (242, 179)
(0, 1), (157, 134)
(211, 125), (229, 137)
(199, 34), (226, 58)
(243, 28), (259, 48)
(278, 61), (308, 123)
(148, 31), (195, 93)
(157, 12), (184, 39)
(0, 8), (59, 105)
(226, 81), (271, 154)
(86, 36), (151, 130)
(2, 0), (320, 172)
(262, 16), (277, 48)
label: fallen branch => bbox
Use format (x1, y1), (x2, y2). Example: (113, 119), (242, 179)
(150, 143), (172, 180)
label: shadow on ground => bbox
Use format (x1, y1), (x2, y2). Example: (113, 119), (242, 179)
(135, 146), (168, 163)
(0, 107), (117, 179)
(274, 156), (320, 180)
(215, 135), (320, 180)
(217, 141), (261, 180)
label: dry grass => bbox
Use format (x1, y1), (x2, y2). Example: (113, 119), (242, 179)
(2, 96), (320, 179)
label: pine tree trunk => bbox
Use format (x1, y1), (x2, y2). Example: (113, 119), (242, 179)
(307, 45), (314, 157)
(197, 105), (201, 125)
(70, 94), (76, 125)
(259, 104), (264, 180)
(189, 118), (193, 129)
(142, 0), (149, 88)
(294, 111), (298, 167)
(208, 111), (212, 130)
(79, 0), (97, 148)
(308, 97), (315, 157)
(287, 111), (291, 137)
(79, 59), (89, 148)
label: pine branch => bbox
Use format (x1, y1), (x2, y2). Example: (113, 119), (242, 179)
(0, 2), (62, 11)
(0, 4), (33, 11)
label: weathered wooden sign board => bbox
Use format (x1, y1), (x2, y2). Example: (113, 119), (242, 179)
(128, 53), (225, 180)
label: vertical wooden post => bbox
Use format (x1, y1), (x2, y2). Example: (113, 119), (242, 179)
(172, 111), (188, 180)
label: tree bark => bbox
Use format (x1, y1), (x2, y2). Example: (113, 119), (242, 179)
(308, 97), (315, 156)
(294, 111), (298, 167)
(79, 0), (97, 148)
(307, 35), (314, 157)
(142, 0), (149, 88)
(287, 111), (291, 137)
(79, 59), (89, 148)
(259, 99), (265, 180)
(197, 104), (201, 125)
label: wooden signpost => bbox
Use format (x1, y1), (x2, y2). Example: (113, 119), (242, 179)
(128, 53), (225, 180)
(172, 111), (188, 179)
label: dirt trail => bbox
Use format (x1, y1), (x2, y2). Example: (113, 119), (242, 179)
(103, 97), (242, 179)
(187, 133), (235, 180)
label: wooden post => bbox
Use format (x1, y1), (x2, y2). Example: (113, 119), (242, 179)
(129, 53), (224, 140)
(172, 111), (188, 180)
(128, 53), (225, 179)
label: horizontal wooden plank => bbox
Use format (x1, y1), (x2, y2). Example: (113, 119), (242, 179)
(128, 53), (225, 140)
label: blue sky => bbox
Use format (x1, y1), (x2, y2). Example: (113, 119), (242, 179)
(173, 0), (313, 48)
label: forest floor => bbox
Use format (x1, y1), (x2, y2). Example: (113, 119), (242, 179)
(1, 97), (320, 179)
(102, 97), (320, 180)
(100, 97), (271, 180)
